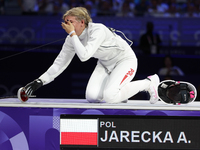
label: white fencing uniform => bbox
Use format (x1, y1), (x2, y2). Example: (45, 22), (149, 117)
(39, 22), (150, 103)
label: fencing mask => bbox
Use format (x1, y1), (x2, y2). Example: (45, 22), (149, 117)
(158, 80), (197, 105)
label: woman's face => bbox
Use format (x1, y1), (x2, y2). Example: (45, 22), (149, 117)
(64, 15), (85, 36)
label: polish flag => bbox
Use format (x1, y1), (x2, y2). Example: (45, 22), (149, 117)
(60, 119), (98, 145)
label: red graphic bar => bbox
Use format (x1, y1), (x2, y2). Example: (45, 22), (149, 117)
(61, 132), (97, 145)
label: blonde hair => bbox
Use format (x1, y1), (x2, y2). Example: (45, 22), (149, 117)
(62, 7), (92, 27)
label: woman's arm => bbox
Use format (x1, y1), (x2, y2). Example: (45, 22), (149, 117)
(39, 40), (75, 85)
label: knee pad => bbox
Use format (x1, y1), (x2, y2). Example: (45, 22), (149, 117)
(158, 80), (197, 105)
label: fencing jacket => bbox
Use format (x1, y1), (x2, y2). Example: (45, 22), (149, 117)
(39, 22), (137, 85)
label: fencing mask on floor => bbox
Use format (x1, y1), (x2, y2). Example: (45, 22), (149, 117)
(158, 80), (197, 105)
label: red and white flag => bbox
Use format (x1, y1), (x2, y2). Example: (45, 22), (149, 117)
(60, 119), (98, 145)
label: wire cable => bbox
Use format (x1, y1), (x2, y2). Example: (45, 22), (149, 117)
(108, 27), (133, 46)
(0, 37), (65, 61)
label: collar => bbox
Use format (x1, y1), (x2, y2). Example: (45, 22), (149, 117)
(79, 27), (87, 40)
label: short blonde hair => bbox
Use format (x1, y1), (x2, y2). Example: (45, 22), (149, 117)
(62, 7), (92, 27)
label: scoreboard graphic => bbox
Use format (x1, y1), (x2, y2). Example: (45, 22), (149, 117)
(60, 115), (200, 149)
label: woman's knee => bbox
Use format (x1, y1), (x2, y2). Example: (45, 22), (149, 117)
(86, 90), (101, 103)
(103, 89), (117, 103)
(103, 88), (127, 103)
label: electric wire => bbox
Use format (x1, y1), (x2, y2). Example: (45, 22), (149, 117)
(0, 38), (65, 61)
